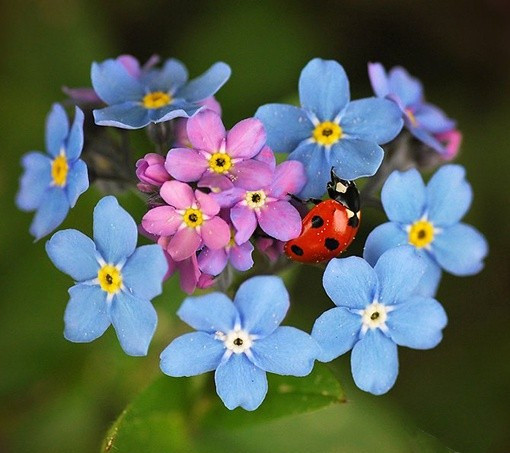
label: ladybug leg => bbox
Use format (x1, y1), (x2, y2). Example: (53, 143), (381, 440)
(288, 193), (323, 205)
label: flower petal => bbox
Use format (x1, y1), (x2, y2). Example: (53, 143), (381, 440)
(268, 160), (306, 198)
(122, 245), (167, 300)
(93, 102), (150, 129)
(168, 227), (202, 261)
(299, 58), (349, 121)
(414, 103), (455, 134)
(175, 254), (201, 295)
(46, 229), (100, 281)
(160, 180), (195, 209)
(381, 168), (426, 224)
(312, 307), (362, 362)
(323, 256), (378, 309)
(226, 118), (266, 158)
(64, 284), (109, 343)
(413, 252), (443, 298)
(432, 223), (488, 276)
(66, 160), (89, 208)
(215, 353), (268, 411)
(363, 222), (408, 267)
(330, 139), (384, 180)
(234, 275), (289, 337)
(340, 98), (403, 144)
(91, 59), (144, 104)
(45, 104), (69, 157)
(195, 189), (220, 216)
(388, 67), (423, 107)
(408, 125), (444, 152)
(229, 159), (273, 190)
(258, 200), (302, 241)
(186, 109), (226, 152)
(160, 332), (225, 376)
(141, 206), (182, 237)
(255, 104), (313, 153)
(201, 216), (230, 250)
(93, 196), (138, 264)
(426, 165), (472, 227)
(16, 152), (52, 212)
(229, 241), (254, 272)
(198, 247), (228, 276)
(66, 107), (84, 160)
(178, 292), (238, 333)
(30, 187), (69, 240)
(109, 291), (157, 356)
(351, 329), (399, 395)
(250, 326), (318, 376)
(368, 62), (390, 98)
(176, 62), (231, 103)
(165, 148), (207, 182)
(231, 204), (257, 244)
(374, 246), (427, 305)
(387, 296), (447, 349)
(143, 58), (188, 92)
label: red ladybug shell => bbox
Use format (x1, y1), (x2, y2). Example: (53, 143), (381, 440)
(284, 199), (360, 264)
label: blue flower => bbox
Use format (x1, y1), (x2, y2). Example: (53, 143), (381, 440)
(312, 246), (447, 395)
(255, 58), (404, 198)
(368, 63), (456, 154)
(363, 165), (488, 296)
(91, 56), (231, 129)
(160, 276), (319, 411)
(46, 196), (168, 356)
(16, 104), (89, 240)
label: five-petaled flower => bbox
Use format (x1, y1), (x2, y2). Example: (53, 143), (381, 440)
(363, 165), (488, 296)
(16, 104), (89, 240)
(160, 275), (319, 410)
(255, 58), (404, 198)
(312, 246), (447, 395)
(91, 56), (231, 129)
(46, 196), (168, 356)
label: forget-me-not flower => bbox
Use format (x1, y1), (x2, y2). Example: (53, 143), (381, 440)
(46, 196), (167, 356)
(255, 58), (404, 198)
(91, 56), (231, 129)
(312, 246), (447, 395)
(16, 104), (89, 240)
(363, 165), (488, 296)
(160, 276), (319, 411)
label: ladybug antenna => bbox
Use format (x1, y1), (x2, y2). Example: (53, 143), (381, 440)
(327, 167), (360, 213)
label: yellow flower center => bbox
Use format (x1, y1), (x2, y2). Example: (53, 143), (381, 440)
(208, 152), (232, 173)
(406, 109), (418, 127)
(245, 190), (266, 209)
(408, 220), (435, 248)
(97, 265), (122, 294)
(142, 91), (172, 109)
(51, 154), (69, 187)
(183, 208), (204, 228)
(312, 121), (342, 146)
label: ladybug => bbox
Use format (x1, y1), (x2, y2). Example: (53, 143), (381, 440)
(284, 169), (361, 264)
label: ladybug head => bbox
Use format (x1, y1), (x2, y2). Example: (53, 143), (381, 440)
(327, 168), (360, 213)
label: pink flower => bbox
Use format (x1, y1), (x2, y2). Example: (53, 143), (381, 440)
(256, 237), (285, 262)
(435, 129), (462, 161)
(136, 153), (172, 193)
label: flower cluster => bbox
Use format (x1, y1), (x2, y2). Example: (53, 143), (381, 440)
(17, 54), (487, 410)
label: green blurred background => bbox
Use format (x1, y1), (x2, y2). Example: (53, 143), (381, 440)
(1, 0), (509, 452)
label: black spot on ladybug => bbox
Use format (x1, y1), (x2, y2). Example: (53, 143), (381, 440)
(311, 215), (324, 228)
(348, 213), (359, 228)
(291, 245), (304, 256)
(324, 238), (339, 251)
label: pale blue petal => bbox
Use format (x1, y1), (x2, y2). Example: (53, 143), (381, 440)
(288, 141), (330, 199)
(323, 257), (378, 309)
(30, 187), (69, 240)
(381, 168), (426, 224)
(414, 103), (455, 134)
(93, 196), (138, 264)
(122, 245), (168, 300)
(91, 59), (144, 104)
(312, 307), (361, 362)
(143, 58), (188, 93)
(250, 326), (319, 376)
(46, 229), (100, 281)
(368, 62), (390, 98)
(413, 251), (443, 298)
(234, 276), (289, 337)
(215, 353), (268, 411)
(408, 125), (444, 152)
(363, 222), (408, 267)
(66, 107), (84, 160)
(330, 139), (384, 180)
(148, 102), (201, 123)
(299, 58), (349, 121)
(45, 103), (69, 157)
(177, 292), (238, 333)
(65, 160), (89, 208)
(175, 62), (231, 102)
(340, 98), (403, 144)
(351, 329), (399, 395)
(16, 152), (52, 211)
(387, 296), (447, 349)
(388, 67), (423, 107)
(426, 165), (472, 227)
(374, 246), (427, 305)
(255, 104), (313, 153)
(93, 102), (150, 130)
(109, 291), (157, 356)
(64, 284), (109, 343)
(432, 224), (488, 276)
(160, 332), (225, 376)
